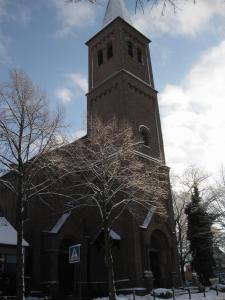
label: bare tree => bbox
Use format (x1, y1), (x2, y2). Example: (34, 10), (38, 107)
(0, 69), (65, 300)
(172, 189), (190, 283)
(171, 167), (211, 284)
(58, 119), (168, 300)
(180, 166), (210, 192)
(68, 0), (196, 13)
(207, 167), (225, 245)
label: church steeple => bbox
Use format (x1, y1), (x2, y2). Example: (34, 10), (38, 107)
(86, 4), (165, 161)
(103, 0), (132, 27)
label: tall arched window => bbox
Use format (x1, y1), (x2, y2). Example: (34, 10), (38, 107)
(127, 41), (133, 57)
(107, 42), (113, 59)
(139, 125), (150, 147)
(97, 49), (103, 66)
(137, 47), (143, 64)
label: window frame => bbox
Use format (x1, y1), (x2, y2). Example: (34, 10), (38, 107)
(107, 42), (113, 59)
(127, 41), (133, 57)
(97, 49), (103, 66)
(137, 47), (143, 64)
(139, 125), (151, 147)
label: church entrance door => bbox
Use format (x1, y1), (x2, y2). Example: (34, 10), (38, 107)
(149, 250), (161, 287)
(149, 230), (172, 288)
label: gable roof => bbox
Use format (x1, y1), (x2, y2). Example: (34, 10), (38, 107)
(0, 217), (29, 247)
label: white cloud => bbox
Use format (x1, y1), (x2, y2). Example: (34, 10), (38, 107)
(69, 73), (88, 93)
(133, 0), (225, 37)
(160, 40), (225, 175)
(74, 129), (87, 139)
(0, 0), (31, 25)
(51, 0), (97, 37)
(55, 73), (87, 105)
(55, 88), (73, 104)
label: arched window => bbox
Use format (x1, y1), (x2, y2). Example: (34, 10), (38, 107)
(107, 42), (113, 59)
(127, 41), (133, 57)
(139, 125), (150, 147)
(97, 49), (103, 66)
(137, 47), (143, 64)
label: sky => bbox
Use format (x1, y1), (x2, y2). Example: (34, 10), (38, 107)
(0, 0), (225, 177)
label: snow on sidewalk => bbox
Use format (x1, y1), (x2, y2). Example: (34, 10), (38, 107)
(95, 290), (225, 300)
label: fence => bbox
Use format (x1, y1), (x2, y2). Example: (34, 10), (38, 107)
(122, 285), (221, 300)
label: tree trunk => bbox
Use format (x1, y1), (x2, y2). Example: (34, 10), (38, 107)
(16, 173), (25, 300)
(180, 256), (185, 284)
(178, 227), (185, 284)
(103, 218), (116, 300)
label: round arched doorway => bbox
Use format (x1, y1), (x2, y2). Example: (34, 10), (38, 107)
(149, 230), (172, 288)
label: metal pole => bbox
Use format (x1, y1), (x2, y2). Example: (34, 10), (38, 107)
(203, 286), (206, 297)
(74, 262), (76, 296)
(86, 236), (91, 298)
(216, 284), (218, 296)
(187, 287), (191, 299)
(172, 287), (175, 300)
(132, 290), (135, 300)
(153, 289), (155, 300)
(79, 261), (82, 300)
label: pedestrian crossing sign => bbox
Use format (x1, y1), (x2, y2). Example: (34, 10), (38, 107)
(69, 244), (81, 263)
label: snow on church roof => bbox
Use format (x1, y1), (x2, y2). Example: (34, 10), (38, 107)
(49, 211), (71, 234)
(140, 207), (156, 229)
(0, 217), (29, 246)
(102, 0), (132, 28)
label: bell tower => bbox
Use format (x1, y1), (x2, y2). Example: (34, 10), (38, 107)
(86, 0), (165, 161)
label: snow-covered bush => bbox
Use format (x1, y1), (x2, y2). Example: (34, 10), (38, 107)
(152, 288), (172, 299)
(210, 284), (225, 292)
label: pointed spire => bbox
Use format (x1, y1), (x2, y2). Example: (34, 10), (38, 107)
(102, 0), (132, 28)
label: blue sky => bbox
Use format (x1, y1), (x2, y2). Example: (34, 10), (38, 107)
(1, 0), (225, 177)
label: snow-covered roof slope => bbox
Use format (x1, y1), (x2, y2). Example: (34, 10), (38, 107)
(0, 217), (29, 246)
(140, 207), (156, 229)
(109, 229), (121, 240)
(102, 0), (132, 28)
(93, 228), (121, 243)
(49, 211), (71, 234)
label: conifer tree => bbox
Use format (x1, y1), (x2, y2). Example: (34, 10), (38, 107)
(185, 184), (214, 285)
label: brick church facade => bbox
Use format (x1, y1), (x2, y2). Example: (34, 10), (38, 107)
(0, 0), (180, 298)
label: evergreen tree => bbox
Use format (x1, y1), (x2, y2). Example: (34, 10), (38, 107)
(185, 184), (214, 285)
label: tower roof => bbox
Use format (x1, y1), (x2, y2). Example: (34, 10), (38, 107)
(102, 0), (132, 28)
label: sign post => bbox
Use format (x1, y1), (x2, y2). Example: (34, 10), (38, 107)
(69, 244), (81, 299)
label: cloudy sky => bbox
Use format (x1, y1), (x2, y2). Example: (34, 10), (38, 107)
(0, 0), (225, 176)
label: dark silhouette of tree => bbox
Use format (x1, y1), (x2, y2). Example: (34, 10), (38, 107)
(185, 184), (215, 285)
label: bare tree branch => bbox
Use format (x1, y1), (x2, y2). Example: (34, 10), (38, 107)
(55, 118), (169, 299)
(0, 69), (66, 300)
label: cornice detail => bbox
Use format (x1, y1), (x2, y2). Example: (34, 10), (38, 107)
(91, 83), (118, 102)
(128, 82), (152, 99)
(91, 31), (115, 49)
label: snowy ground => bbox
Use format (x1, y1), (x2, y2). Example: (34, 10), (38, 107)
(25, 290), (225, 300)
(95, 290), (225, 300)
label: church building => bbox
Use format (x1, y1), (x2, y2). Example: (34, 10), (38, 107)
(0, 0), (180, 298)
